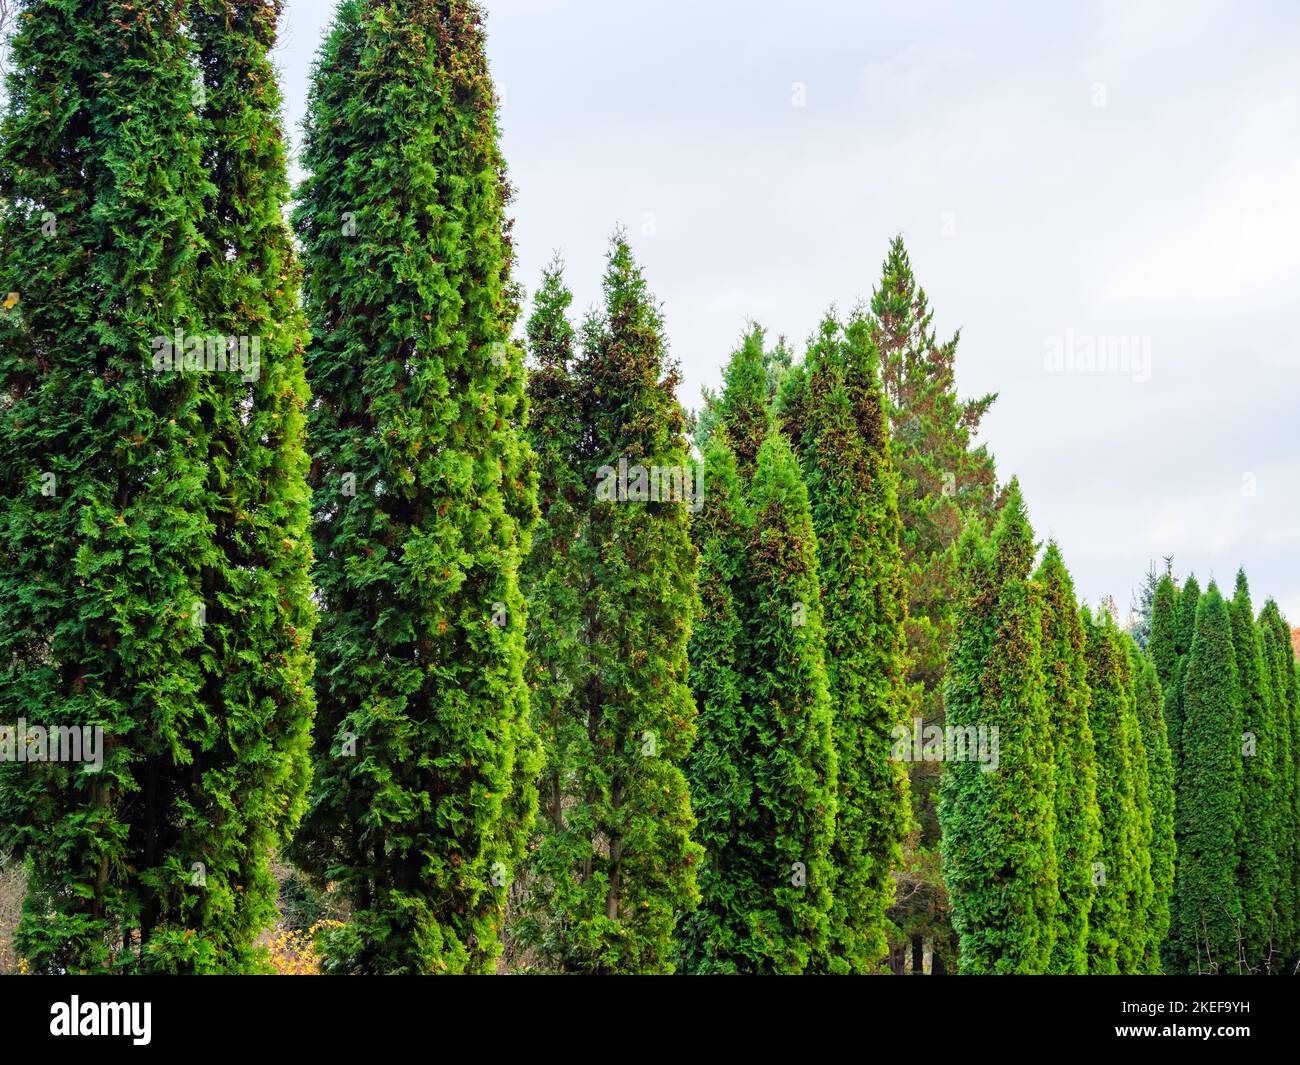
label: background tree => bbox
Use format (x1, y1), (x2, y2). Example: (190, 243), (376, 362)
(527, 234), (700, 973)
(1174, 584), (1243, 974)
(1035, 542), (1100, 974)
(1081, 607), (1143, 973)
(290, 0), (538, 974)
(512, 260), (589, 968)
(782, 310), (912, 972)
(940, 483), (1057, 973)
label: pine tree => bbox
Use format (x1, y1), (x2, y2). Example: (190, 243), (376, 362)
(682, 430), (837, 972)
(867, 236), (999, 971)
(939, 483), (1057, 973)
(0, 0), (269, 973)
(1229, 572), (1279, 972)
(1034, 542), (1100, 974)
(1133, 646), (1175, 971)
(290, 0), (538, 973)
(1081, 607), (1142, 973)
(1175, 584), (1243, 974)
(540, 234), (701, 973)
(513, 260), (589, 967)
(783, 310), (911, 972)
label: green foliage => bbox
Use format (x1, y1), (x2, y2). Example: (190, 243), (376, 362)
(0, 0), (311, 974)
(940, 483), (1058, 973)
(783, 311), (911, 972)
(290, 0), (538, 974)
(1133, 647), (1175, 971)
(1035, 543), (1100, 974)
(518, 235), (700, 973)
(1174, 584), (1243, 974)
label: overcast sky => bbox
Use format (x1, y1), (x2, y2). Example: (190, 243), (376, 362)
(276, 0), (1300, 622)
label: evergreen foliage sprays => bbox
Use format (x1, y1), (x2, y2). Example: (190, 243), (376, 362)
(939, 483), (1057, 973)
(1174, 584), (1243, 974)
(521, 236), (700, 973)
(291, 0), (538, 973)
(1035, 543), (1100, 974)
(783, 311), (911, 972)
(0, 0), (296, 973)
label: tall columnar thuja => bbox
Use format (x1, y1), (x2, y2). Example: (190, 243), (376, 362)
(0, 0), (240, 973)
(939, 483), (1058, 973)
(513, 261), (589, 966)
(782, 311), (911, 972)
(1133, 646), (1175, 970)
(1168, 574), (1202, 777)
(681, 332), (838, 975)
(1259, 600), (1300, 965)
(536, 235), (700, 973)
(1175, 584), (1243, 974)
(1229, 572), (1280, 972)
(1081, 607), (1142, 973)
(161, 0), (316, 973)
(1034, 542), (1100, 975)
(1147, 570), (1182, 970)
(291, 0), (538, 974)
(678, 432), (750, 972)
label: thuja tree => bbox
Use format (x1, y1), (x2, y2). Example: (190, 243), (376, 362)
(782, 311), (911, 972)
(291, 0), (538, 974)
(1034, 542), (1100, 975)
(532, 235), (700, 973)
(678, 432), (749, 972)
(1081, 607), (1142, 973)
(160, 0), (317, 973)
(681, 430), (837, 973)
(1259, 600), (1300, 965)
(1174, 584), (1243, 974)
(1147, 570), (1181, 969)
(0, 0), (245, 973)
(512, 261), (589, 967)
(939, 483), (1057, 973)
(1229, 572), (1280, 972)
(1133, 646), (1175, 970)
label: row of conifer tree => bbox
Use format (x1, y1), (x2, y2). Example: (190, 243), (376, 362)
(1, 0), (1296, 976)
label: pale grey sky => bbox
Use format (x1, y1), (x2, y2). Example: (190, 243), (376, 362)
(276, 0), (1300, 621)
